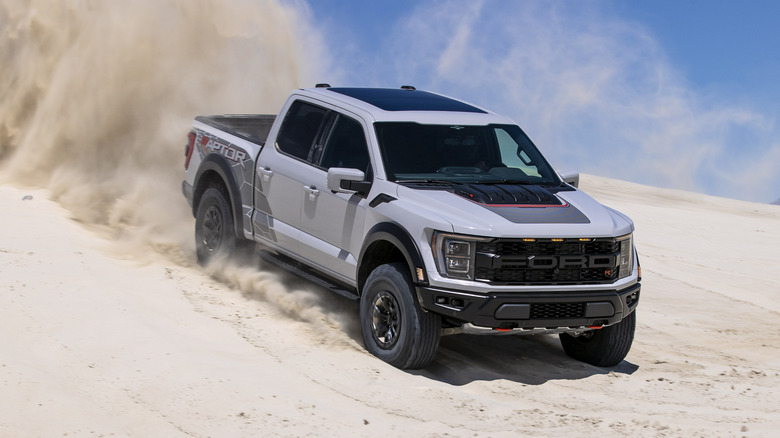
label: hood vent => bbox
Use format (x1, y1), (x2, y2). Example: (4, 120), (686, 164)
(452, 183), (564, 206)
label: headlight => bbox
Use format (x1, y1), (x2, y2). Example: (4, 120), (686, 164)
(617, 234), (634, 279)
(432, 232), (489, 280)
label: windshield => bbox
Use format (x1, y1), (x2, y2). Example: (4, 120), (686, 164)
(375, 123), (561, 185)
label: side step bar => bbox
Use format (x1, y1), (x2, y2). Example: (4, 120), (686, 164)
(257, 250), (360, 302)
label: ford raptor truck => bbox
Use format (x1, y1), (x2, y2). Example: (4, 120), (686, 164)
(181, 85), (641, 369)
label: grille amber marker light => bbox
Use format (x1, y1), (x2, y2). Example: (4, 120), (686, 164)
(579, 238), (592, 242)
(522, 238), (536, 242)
(551, 238), (564, 242)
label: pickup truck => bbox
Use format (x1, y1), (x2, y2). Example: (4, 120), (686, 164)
(182, 85), (641, 369)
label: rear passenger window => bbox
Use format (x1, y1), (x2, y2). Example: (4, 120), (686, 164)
(319, 116), (371, 173)
(276, 100), (327, 160)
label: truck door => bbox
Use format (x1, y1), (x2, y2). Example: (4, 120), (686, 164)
(298, 113), (371, 283)
(252, 100), (328, 256)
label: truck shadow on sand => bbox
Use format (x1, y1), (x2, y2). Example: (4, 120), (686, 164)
(246, 262), (639, 386)
(417, 335), (639, 386)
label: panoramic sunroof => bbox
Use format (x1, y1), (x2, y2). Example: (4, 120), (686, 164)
(328, 88), (487, 113)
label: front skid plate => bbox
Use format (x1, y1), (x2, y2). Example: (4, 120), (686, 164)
(442, 324), (592, 337)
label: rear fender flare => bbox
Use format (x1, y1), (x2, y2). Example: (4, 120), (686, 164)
(192, 154), (244, 239)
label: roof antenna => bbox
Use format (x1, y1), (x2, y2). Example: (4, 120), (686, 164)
(400, 85), (416, 90)
(315, 83), (331, 88)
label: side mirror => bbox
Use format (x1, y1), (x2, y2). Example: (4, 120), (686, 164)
(557, 170), (579, 188)
(326, 167), (371, 195)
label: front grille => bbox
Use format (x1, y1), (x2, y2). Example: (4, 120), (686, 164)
(475, 238), (620, 285)
(483, 240), (618, 256)
(530, 303), (585, 319)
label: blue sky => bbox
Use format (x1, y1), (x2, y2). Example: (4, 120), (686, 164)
(300, 0), (780, 203)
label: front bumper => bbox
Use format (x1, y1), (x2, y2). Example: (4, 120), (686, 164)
(417, 282), (640, 329)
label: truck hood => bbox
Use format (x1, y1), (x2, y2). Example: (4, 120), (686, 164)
(395, 183), (634, 237)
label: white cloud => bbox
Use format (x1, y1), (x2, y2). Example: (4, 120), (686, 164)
(364, 0), (780, 202)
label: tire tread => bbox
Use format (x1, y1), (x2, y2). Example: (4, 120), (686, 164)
(559, 310), (636, 367)
(360, 262), (440, 369)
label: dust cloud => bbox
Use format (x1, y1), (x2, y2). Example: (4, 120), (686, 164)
(0, 0), (313, 251)
(0, 0), (348, 332)
(205, 259), (361, 348)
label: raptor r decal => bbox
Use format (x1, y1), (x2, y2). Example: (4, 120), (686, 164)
(199, 134), (248, 166)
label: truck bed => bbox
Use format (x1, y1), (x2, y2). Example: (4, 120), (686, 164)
(195, 114), (276, 145)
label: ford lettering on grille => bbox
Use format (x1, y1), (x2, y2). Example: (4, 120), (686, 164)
(475, 238), (621, 285)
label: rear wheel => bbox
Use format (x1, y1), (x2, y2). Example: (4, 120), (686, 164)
(559, 310), (636, 367)
(360, 263), (441, 369)
(195, 186), (251, 265)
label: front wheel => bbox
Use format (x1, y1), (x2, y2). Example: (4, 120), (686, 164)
(559, 310), (636, 367)
(360, 263), (441, 369)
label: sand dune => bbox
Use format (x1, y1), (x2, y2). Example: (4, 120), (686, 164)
(2, 175), (778, 437)
(2, 1), (778, 436)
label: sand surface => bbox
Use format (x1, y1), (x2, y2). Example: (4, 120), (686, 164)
(1, 175), (778, 437)
(2, 3), (778, 435)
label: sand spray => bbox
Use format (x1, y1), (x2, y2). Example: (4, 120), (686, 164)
(0, 0), (355, 343)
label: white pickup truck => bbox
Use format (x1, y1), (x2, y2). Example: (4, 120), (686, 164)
(182, 85), (641, 369)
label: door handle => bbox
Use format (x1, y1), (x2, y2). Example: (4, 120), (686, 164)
(304, 185), (319, 198)
(258, 166), (273, 180)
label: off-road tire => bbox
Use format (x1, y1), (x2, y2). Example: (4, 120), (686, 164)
(360, 263), (441, 369)
(195, 186), (251, 265)
(559, 310), (636, 367)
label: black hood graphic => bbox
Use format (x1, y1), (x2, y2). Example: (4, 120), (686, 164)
(450, 183), (590, 224)
(452, 183), (563, 206)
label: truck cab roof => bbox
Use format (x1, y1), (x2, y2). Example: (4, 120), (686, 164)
(297, 86), (516, 125)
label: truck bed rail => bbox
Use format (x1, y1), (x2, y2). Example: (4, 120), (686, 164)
(195, 114), (276, 145)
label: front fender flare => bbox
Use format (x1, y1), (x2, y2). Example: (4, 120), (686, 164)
(358, 222), (428, 293)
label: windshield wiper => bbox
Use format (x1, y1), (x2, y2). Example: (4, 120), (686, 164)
(396, 179), (456, 185)
(477, 179), (536, 185)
